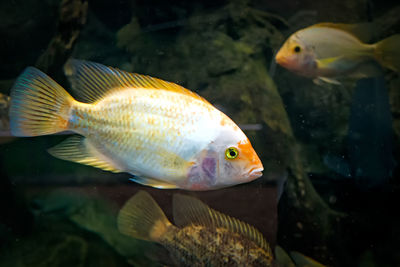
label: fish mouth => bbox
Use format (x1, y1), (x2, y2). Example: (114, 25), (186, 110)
(248, 167), (263, 179)
(275, 54), (289, 67)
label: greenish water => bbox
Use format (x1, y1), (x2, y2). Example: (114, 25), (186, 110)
(1, 0), (400, 266)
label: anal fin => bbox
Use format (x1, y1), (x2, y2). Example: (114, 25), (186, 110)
(314, 77), (342, 85)
(129, 176), (178, 189)
(48, 135), (122, 173)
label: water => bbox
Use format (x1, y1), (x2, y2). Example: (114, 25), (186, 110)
(0, 0), (399, 266)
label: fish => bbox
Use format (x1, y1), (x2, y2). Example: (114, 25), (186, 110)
(118, 191), (326, 267)
(9, 59), (263, 190)
(275, 22), (400, 84)
(117, 190), (274, 267)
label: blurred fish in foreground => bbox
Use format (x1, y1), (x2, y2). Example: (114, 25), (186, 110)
(117, 190), (274, 266)
(9, 59), (263, 190)
(275, 246), (326, 267)
(275, 22), (400, 84)
(118, 191), (326, 267)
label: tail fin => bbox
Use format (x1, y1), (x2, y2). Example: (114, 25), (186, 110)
(9, 67), (74, 137)
(374, 34), (400, 72)
(117, 191), (172, 242)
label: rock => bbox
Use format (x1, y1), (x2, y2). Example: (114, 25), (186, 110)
(30, 189), (162, 266)
(0, 217), (130, 267)
(0, 0), (59, 79)
(35, 0), (88, 78)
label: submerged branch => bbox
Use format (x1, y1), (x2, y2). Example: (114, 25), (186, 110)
(35, 0), (88, 76)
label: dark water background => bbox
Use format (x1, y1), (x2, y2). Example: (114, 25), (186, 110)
(1, 0), (400, 266)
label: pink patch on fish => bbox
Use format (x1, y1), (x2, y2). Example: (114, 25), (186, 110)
(184, 157), (217, 190)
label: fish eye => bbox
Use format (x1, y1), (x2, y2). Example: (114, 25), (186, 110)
(294, 46), (301, 53)
(225, 147), (239, 159)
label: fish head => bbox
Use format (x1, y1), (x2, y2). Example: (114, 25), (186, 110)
(275, 33), (317, 76)
(186, 125), (263, 190)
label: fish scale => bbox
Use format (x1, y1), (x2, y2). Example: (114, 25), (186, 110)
(161, 225), (272, 266)
(68, 88), (221, 180)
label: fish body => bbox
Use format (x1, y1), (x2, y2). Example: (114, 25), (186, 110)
(117, 191), (273, 266)
(275, 23), (400, 83)
(162, 225), (270, 266)
(9, 60), (263, 190)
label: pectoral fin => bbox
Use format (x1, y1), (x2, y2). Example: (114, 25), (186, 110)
(314, 56), (360, 85)
(316, 56), (350, 71)
(313, 77), (342, 85)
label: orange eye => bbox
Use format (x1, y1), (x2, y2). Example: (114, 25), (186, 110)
(294, 46), (301, 53)
(225, 147), (238, 159)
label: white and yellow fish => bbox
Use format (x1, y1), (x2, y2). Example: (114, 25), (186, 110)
(275, 22), (400, 84)
(9, 60), (263, 190)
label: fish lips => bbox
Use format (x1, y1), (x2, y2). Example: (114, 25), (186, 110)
(248, 167), (264, 180)
(275, 52), (291, 68)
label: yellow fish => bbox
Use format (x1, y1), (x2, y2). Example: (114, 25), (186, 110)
(275, 22), (400, 84)
(9, 60), (263, 190)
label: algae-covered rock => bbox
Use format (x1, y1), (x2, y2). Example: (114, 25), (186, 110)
(0, 216), (129, 267)
(35, 0), (88, 78)
(0, 0), (60, 79)
(30, 189), (163, 266)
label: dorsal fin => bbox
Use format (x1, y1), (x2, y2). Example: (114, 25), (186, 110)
(312, 22), (377, 43)
(172, 194), (271, 251)
(64, 59), (210, 104)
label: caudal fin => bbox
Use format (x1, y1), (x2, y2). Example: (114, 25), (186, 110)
(117, 191), (172, 242)
(9, 67), (74, 137)
(375, 34), (400, 72)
